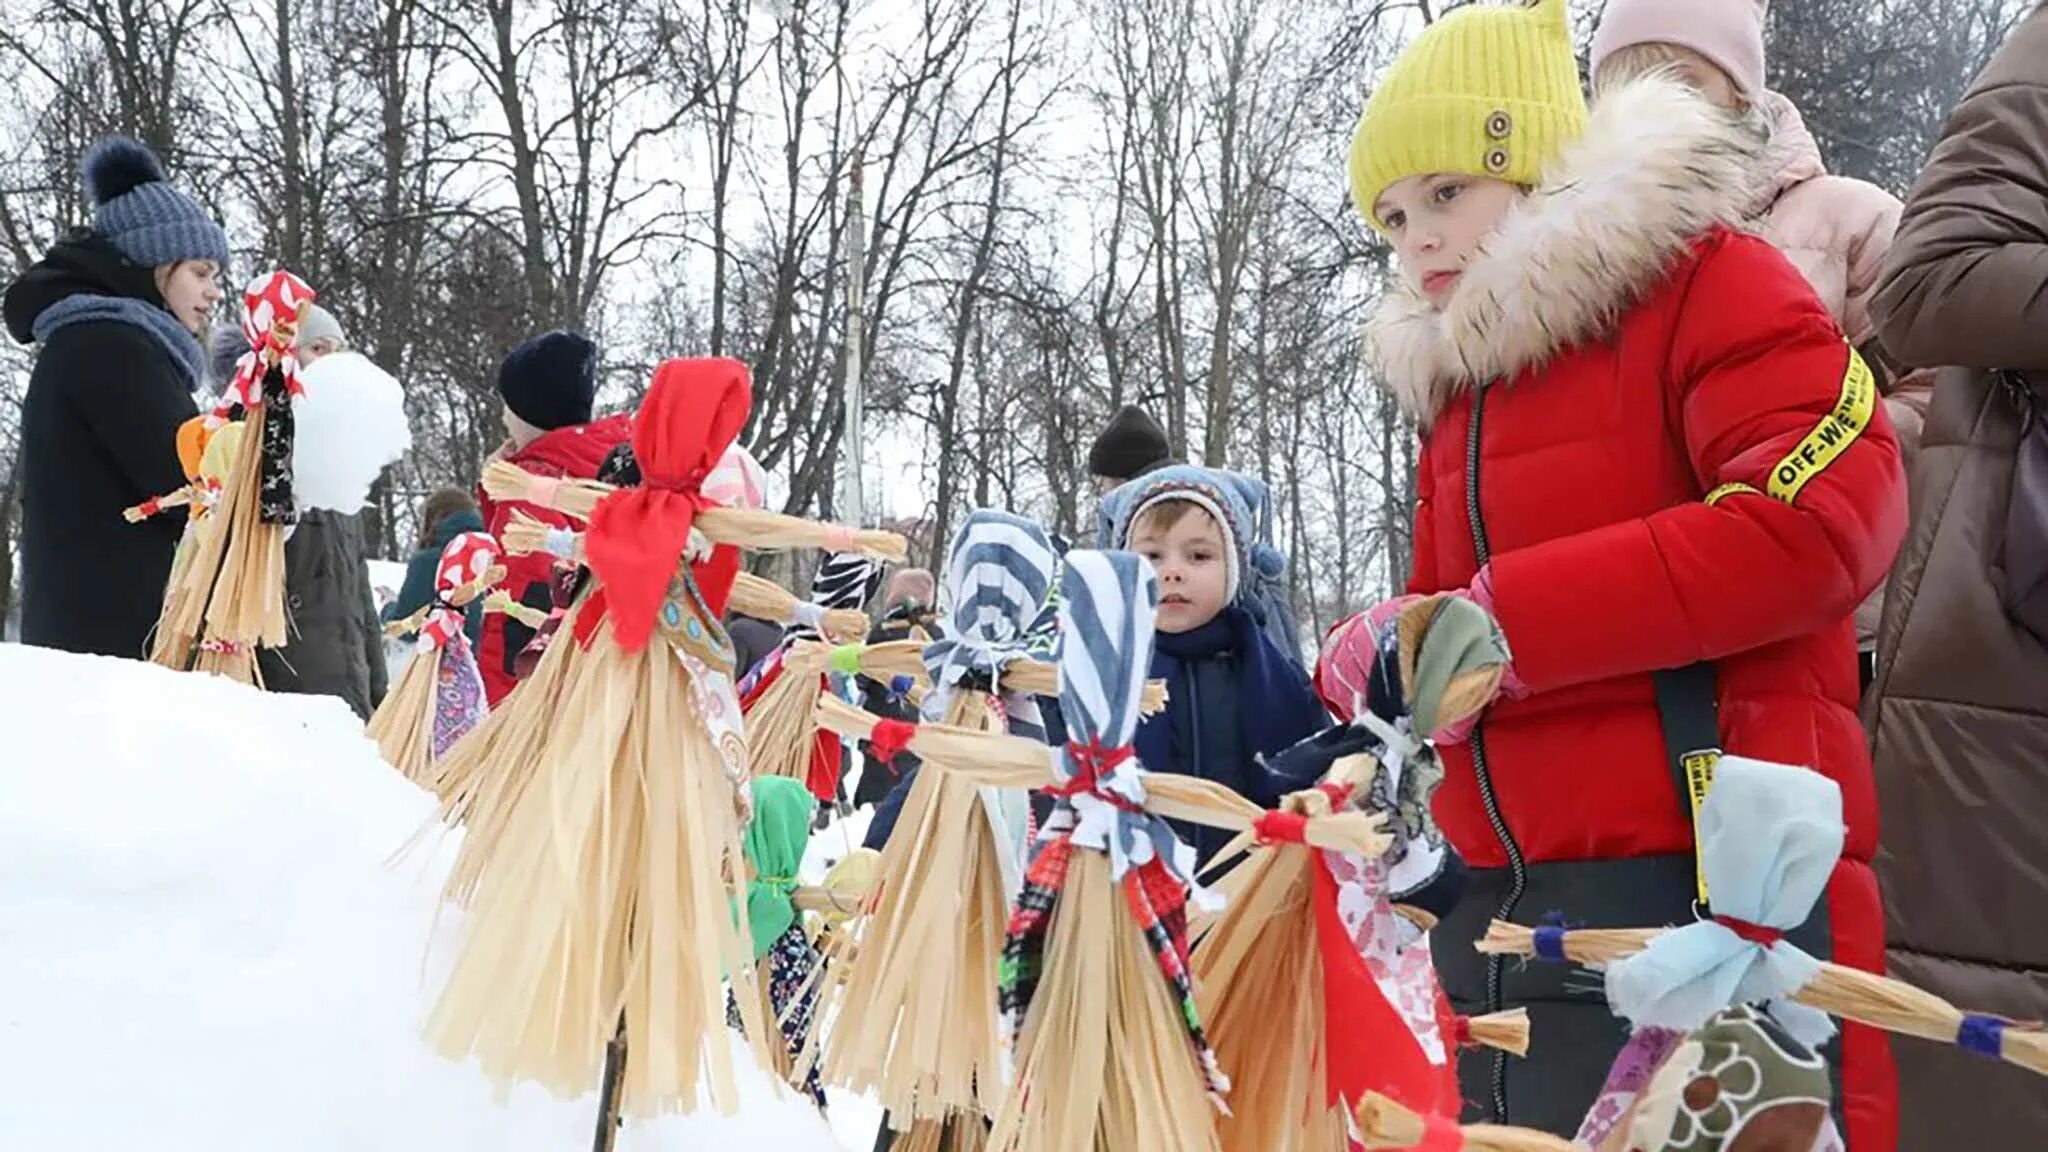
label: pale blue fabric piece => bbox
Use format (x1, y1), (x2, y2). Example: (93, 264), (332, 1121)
(1604, 756), (1844, 1048)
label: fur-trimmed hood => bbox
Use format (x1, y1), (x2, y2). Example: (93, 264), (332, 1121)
(1367, 77), (1764, 426)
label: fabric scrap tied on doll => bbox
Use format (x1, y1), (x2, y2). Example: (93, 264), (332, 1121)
(1605, 756), (1844, 1048)
(1041, 553), (1208, 903)
(578, 358), (751, 654)
(224, 270), (316, 410)
(419, 532), (500, 652)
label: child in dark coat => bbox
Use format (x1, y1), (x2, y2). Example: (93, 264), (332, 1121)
(1102, 465), (1329, 867)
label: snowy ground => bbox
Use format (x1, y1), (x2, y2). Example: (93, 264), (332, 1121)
(0, 645), (886, 1150)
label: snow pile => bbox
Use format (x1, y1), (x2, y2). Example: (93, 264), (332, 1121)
(0, 646), (852, 1150)
(293, 350), (411, 514)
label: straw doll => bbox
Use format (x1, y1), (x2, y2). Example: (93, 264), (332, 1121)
(428, 439), (773, 906)
(1477, 756), (2048, 1148)
(739, 553), (887, 803)
(424, 357), (905, 1116)
(808, 509), (1060, 1144)
(366, 530), (500, 783)
(133, 416), (242, 666)
(818, 550), (1393, 1152)
(1194, 592), (1513, 1151)
(731, 775), (831, 1108)
(150, 270), (314, 683)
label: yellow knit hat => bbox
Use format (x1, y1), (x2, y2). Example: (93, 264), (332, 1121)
(1349, 0), (1588, 233)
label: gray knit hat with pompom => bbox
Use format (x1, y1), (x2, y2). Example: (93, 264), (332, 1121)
(82, 137), (230, 270)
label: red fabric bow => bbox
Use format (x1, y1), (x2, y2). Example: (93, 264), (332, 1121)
(1253, 809), (1310, 845)
(579, 358), (752, 654)
(1051, 740), (1139, 810)
(868, 719), (918, 765)
(1714, 915), (1786, 947)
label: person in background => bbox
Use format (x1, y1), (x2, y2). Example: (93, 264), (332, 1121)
(1590, 0), (1934, 689)
(4, 137), (225, 659)
(382, 488), (488, 654)
(1103, 465), (1328, 868)
(206, 313), (389, 720)
(1087, 404), (1174, 551)
(1864, 7), (2048, 1146)
(725, 609), (785, 686)
(1350, 0), (1902, 1139)
(475, 330), (631, 705)
(1086, 404), (1173, 495)
(854, 567), (938, 811)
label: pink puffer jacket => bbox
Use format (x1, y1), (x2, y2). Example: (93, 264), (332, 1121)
(1752, 92), (1931, 651)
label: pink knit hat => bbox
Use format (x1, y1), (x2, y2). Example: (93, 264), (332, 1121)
(1590, 0), (1769, 102)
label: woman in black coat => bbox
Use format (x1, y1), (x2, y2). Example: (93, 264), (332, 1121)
(3, 138), (228, 659)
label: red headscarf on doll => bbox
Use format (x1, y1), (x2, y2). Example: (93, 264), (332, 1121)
(578, 358), (752, 654)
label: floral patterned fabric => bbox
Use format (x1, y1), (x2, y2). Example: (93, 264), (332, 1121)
(726, 922), (825, 1107)
(431, 629), (487, 759)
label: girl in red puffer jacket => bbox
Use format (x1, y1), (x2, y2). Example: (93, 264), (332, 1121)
(1339, 0), (1906, 1144)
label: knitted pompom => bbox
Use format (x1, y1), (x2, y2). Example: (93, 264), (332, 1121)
(82, 136), (168, 206)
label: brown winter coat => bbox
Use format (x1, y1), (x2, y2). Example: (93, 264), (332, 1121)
(1866, 5), (2048, 1147)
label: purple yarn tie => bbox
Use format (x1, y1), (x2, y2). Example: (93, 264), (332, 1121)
(1533, 923), (1569, 963)
(1958, 1015), (2007, 1059)
(889, 675), (915, 701)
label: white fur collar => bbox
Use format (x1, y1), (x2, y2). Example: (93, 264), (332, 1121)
(1366, 77), (1763, 426)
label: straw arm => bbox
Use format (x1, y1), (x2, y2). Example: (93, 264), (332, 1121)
(725, 575), (871, 643)
(694, 507), (907, 561)
(484, 589), (549, 628)
(783, 638), (929, 683)
(500, 510), (585, 562)
(812, 694), (1051, 789)
(479, 460), (610, 520)
(381, 568), (504, 637)
(1003, 658), (1168, 715)
(123, 485), (197, 522)
(1478, 919), (2048, 1077)
(1464, 1009), (1531, 1058)
(1357, 1093), (1575, 1152)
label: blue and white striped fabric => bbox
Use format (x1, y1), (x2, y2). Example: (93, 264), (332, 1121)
(921, 510), (1060, 895)
(921, 509), (1058, 742)
(1041, 550), (1210, 903)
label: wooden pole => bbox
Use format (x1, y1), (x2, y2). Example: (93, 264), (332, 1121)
(840, 155), (868, 528)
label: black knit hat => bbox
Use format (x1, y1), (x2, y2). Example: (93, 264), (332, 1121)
(497, 330), (597, 431)
(1087, 405), (1171, 481)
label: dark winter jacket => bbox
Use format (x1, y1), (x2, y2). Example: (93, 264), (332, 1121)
(4, 230), (200, 659)
(1864, 10), (2048, 1146)
(853, 605), (936, 810)
(1134, 605), (1328, 867)
(256, 510), (388, 720)
(725, 613), (785, 686)
(382, 508), (487, 653)
(477, 414), (632, 705)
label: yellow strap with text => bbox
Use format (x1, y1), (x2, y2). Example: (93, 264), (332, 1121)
(1684, 750), (1719, 906)
(1768, 344), (1875, 505)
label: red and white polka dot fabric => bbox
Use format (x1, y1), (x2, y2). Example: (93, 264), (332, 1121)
(419, 531), (500, 652)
